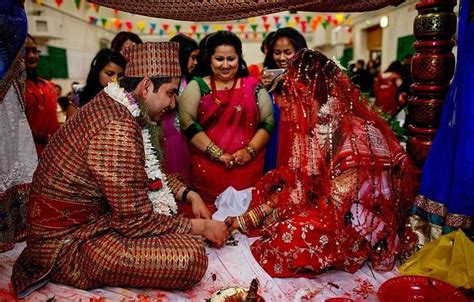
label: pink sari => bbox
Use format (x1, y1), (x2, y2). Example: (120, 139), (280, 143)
(191, 76), (264, 208)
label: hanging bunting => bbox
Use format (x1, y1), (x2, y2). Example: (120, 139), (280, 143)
(169, 30), (176, 37)
(202, 24), (210, 32)
(250, 24), (258, 32)
(159, 29), (164, 36)
(336, 13), (344, 24)
(162, 23), (170, 31)
(150, 23), (157, 32)
(104, 20), (111, 30)
(226, 24), (233, 32)
(284, 15), (290, 23)
(261, 15), (268, 23)
(276, 22), (282, 30)
(55, 0), (63, 8)
(288, 20), (296, 28)
(213, 24), (223, 31)
(332, 19), (339, 26)
(253, 32), (258, 39)
(245, 33), (249, 39)
(74, 0), (81, 10)
(125, 20), (133, 31)
(273, 16), (280, 24)
(315, 15), (323, 23)
(262, 32), (267, 38)
(300, 20), (307, 33)
(191, 25), (198, 33)
(196, 32), (202, 39)
(88, 16), (95, 25)
(345, 14), (353, 25)
(294, 16), (300, 24)
(187, 32), (193, 38)
(238, 24), (246, 32)
(311, 19), (319, 31)
(101, 18), (107, 27)
(263, 23), (271, 32)
(248, 17), (256, 24)
(326, 15), (332, 22)
(137, 21), (146, 32)
(91, 4), (100, 12)
(322, 19), (329, 29)
(115, 19), (123, 30)
(175, 24), (181, 32)
(113, 9), (119, 15)
(306, 15), (313, 24)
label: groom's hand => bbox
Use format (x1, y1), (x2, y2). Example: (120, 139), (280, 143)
(187, 191), (212, 219)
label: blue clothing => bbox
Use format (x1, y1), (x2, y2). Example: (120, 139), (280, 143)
(413, 0), (474, 236)
(263, 96), (280, 173)
(0, 0), (27, 79)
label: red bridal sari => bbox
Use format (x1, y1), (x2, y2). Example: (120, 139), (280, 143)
(190, 76), (266, 208)
(237, 49), (418, 278)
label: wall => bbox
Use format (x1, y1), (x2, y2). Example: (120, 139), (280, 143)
(351, 0), (418, 70)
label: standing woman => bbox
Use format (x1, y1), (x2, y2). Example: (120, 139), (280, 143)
(261, 27), (307, 171)
(77, 49), (126, 107)
(179, 31), (274, 211)
(161, 34), (199, 182)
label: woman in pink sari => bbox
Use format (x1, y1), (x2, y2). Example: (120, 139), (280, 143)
(179, 31), (274, 213)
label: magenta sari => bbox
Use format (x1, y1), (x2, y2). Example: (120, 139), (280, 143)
(191, 76), (264, 208)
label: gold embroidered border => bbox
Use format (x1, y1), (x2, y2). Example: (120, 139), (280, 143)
(446, 213), (473, 229)
(414, 195), (448, 217)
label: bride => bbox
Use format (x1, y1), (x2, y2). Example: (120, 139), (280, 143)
(225, 49), (418, 278)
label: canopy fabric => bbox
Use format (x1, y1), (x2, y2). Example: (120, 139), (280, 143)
(87, 0), (405, 21)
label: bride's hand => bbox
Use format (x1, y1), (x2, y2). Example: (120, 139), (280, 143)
(224, 216), (239, 231)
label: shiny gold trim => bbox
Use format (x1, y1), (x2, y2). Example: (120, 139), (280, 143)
(414, 195), (448, 217)
(446, 213), (473, 229)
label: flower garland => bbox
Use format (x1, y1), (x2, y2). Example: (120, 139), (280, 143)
(104, 82), (177, 216)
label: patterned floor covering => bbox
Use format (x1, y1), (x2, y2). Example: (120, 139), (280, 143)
(0, 233), (399, 301)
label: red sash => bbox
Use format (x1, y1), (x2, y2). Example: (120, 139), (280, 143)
(28, 194), (103, 229)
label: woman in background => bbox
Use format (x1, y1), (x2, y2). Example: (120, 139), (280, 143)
(247, 31), (275, 81)
(77, 49), (126, 107)
(161, 35), (199, 182)
(374, 60), (403, 117)
(179, 31), (274, 212)
(111, 31), (142, 52)
(261, 27), (307, 171)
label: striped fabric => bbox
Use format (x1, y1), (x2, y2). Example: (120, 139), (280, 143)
(12, 92), (206, 296)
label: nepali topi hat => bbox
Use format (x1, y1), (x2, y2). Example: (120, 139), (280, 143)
(121, 42), (181, 78)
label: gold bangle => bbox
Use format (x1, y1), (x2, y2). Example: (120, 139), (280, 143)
(205, 142), (223, 161)
(273, 209), (281, 222)
(245, 143), (257, 159)
(237, 215), (248, 233)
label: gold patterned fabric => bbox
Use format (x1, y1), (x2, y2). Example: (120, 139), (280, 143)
(12, 92), (207, 297)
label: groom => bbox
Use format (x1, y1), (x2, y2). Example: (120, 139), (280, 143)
(12, 42), (229, 297)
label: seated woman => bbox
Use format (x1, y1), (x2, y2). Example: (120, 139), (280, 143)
(179, 31), (274, 212)
(226, 49), (418, 278)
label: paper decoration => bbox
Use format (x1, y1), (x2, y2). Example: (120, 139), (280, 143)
(248, 17), (256, 24)
(322, 19), (329, 29)
(263, 23), (271, 32)
(137, 21), (146, 32)
(175, 24), (181, 32)
(273, 16), (280, 24)
(101, 18), (107, 27)
(55, 0), (63, 8)
(250, 24), (258, 32)
(261, 16), (268, 23)
(162, 23), (170, 31)
(276, 22), (282, 29)
(288, 20), (296, 28)
(294, 16), (300, 24)
(125, 20), (133, 31)
(336, 13), (345, 24)
(196, 33), (202, 39)
(284, 15), (290, 23)
(213, 24), (223, 31)
(35, 0), (44, 5)
(306, 15), (313, 23)
(226, 25), (233, 31)
(150, 23), (157, 31)
(159, 29), (164, 36)
(74, 0), (81, 9)
(91, 4), (100, 12)
(191, 25), (198, 33)
(238, 24), (246, 32)
(300, 20), (307, 33)
(113, 18), (122, 30)
(202, 24), (210, 32)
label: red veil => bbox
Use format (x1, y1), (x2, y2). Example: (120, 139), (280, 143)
(242, 49), (418, 277)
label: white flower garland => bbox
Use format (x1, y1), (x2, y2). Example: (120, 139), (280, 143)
(104, 82), (177, 216)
